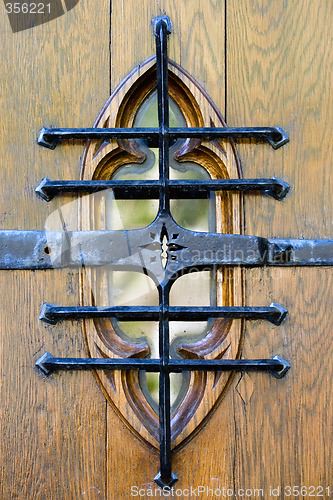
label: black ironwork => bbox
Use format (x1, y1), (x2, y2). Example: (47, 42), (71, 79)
(37, 20), (289, 153)
(1, 228), (332, 271)
(36, 353), (290, 379)
(39, 302), (288, 326)
(31, 16), (296, 488)
(35, 177), (290, 201)
(36, 348), (290, 488)
(0, 7), (328, 489)
(38, 126), (289, 150)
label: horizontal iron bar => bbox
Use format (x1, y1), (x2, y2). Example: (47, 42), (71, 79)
(169, 126), (289, 149)
(37, 127), (160, 149)
(39, 303), (287, 325)
(35, 177), (290, 202)
(170, 356), (289, 378)
(38, 126), (289, 150)
(36, 353), (290, 379)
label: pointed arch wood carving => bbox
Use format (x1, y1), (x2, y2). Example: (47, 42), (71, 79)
(80, 56), (244, 450)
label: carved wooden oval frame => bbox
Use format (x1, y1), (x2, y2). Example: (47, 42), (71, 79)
(80, 57), (244, 450)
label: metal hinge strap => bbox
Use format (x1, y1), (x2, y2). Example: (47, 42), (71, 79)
(0, 230), (332, 271)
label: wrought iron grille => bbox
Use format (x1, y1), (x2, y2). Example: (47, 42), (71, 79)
(33, 16), (296, 488)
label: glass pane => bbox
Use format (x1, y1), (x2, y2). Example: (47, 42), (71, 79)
(170, 155), (213, 232)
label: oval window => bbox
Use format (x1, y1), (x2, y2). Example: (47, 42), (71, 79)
(80, 57), (243, 449)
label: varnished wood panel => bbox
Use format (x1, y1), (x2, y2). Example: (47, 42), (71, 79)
(0, 2), (110, 498)
(107, 1), (227, 496)
(110, 0), (226, 114)
(227, 0), (333, 495)
(0, 0), (332, 498)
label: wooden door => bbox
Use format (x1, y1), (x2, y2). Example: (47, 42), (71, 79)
(0, 1), (332, 498)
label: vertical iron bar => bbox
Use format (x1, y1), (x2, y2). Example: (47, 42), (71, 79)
(155, 17), (170, 214)
(155, 284), (176, 487)
(154, 17), (177, 488)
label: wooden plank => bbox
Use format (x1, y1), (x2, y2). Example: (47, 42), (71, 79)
(107, 0), (228, 493)
(1, 0), (331, 496)
(227, 0), (333, 493)
(0, 2), (110, 498)
(110, 0), (226, 112)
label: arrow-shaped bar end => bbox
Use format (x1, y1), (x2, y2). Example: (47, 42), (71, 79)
(267, 127), (289, 149)
(268, 303), (288, 325)
(35, 352), (54, 376)
(35, 178), (53, 202)
(269, 355), (290, 379)
(39, 303), (58, 324)
(37, 127), (60, 150)
(154, 471), (178, 489)
(151, 16), (172, 35)
(264, 178), (290, 200)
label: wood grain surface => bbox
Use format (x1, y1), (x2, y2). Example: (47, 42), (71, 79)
(0, 1), (110, 499)
(0, 0), (332, 499)
(227, 0), (333, 496)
